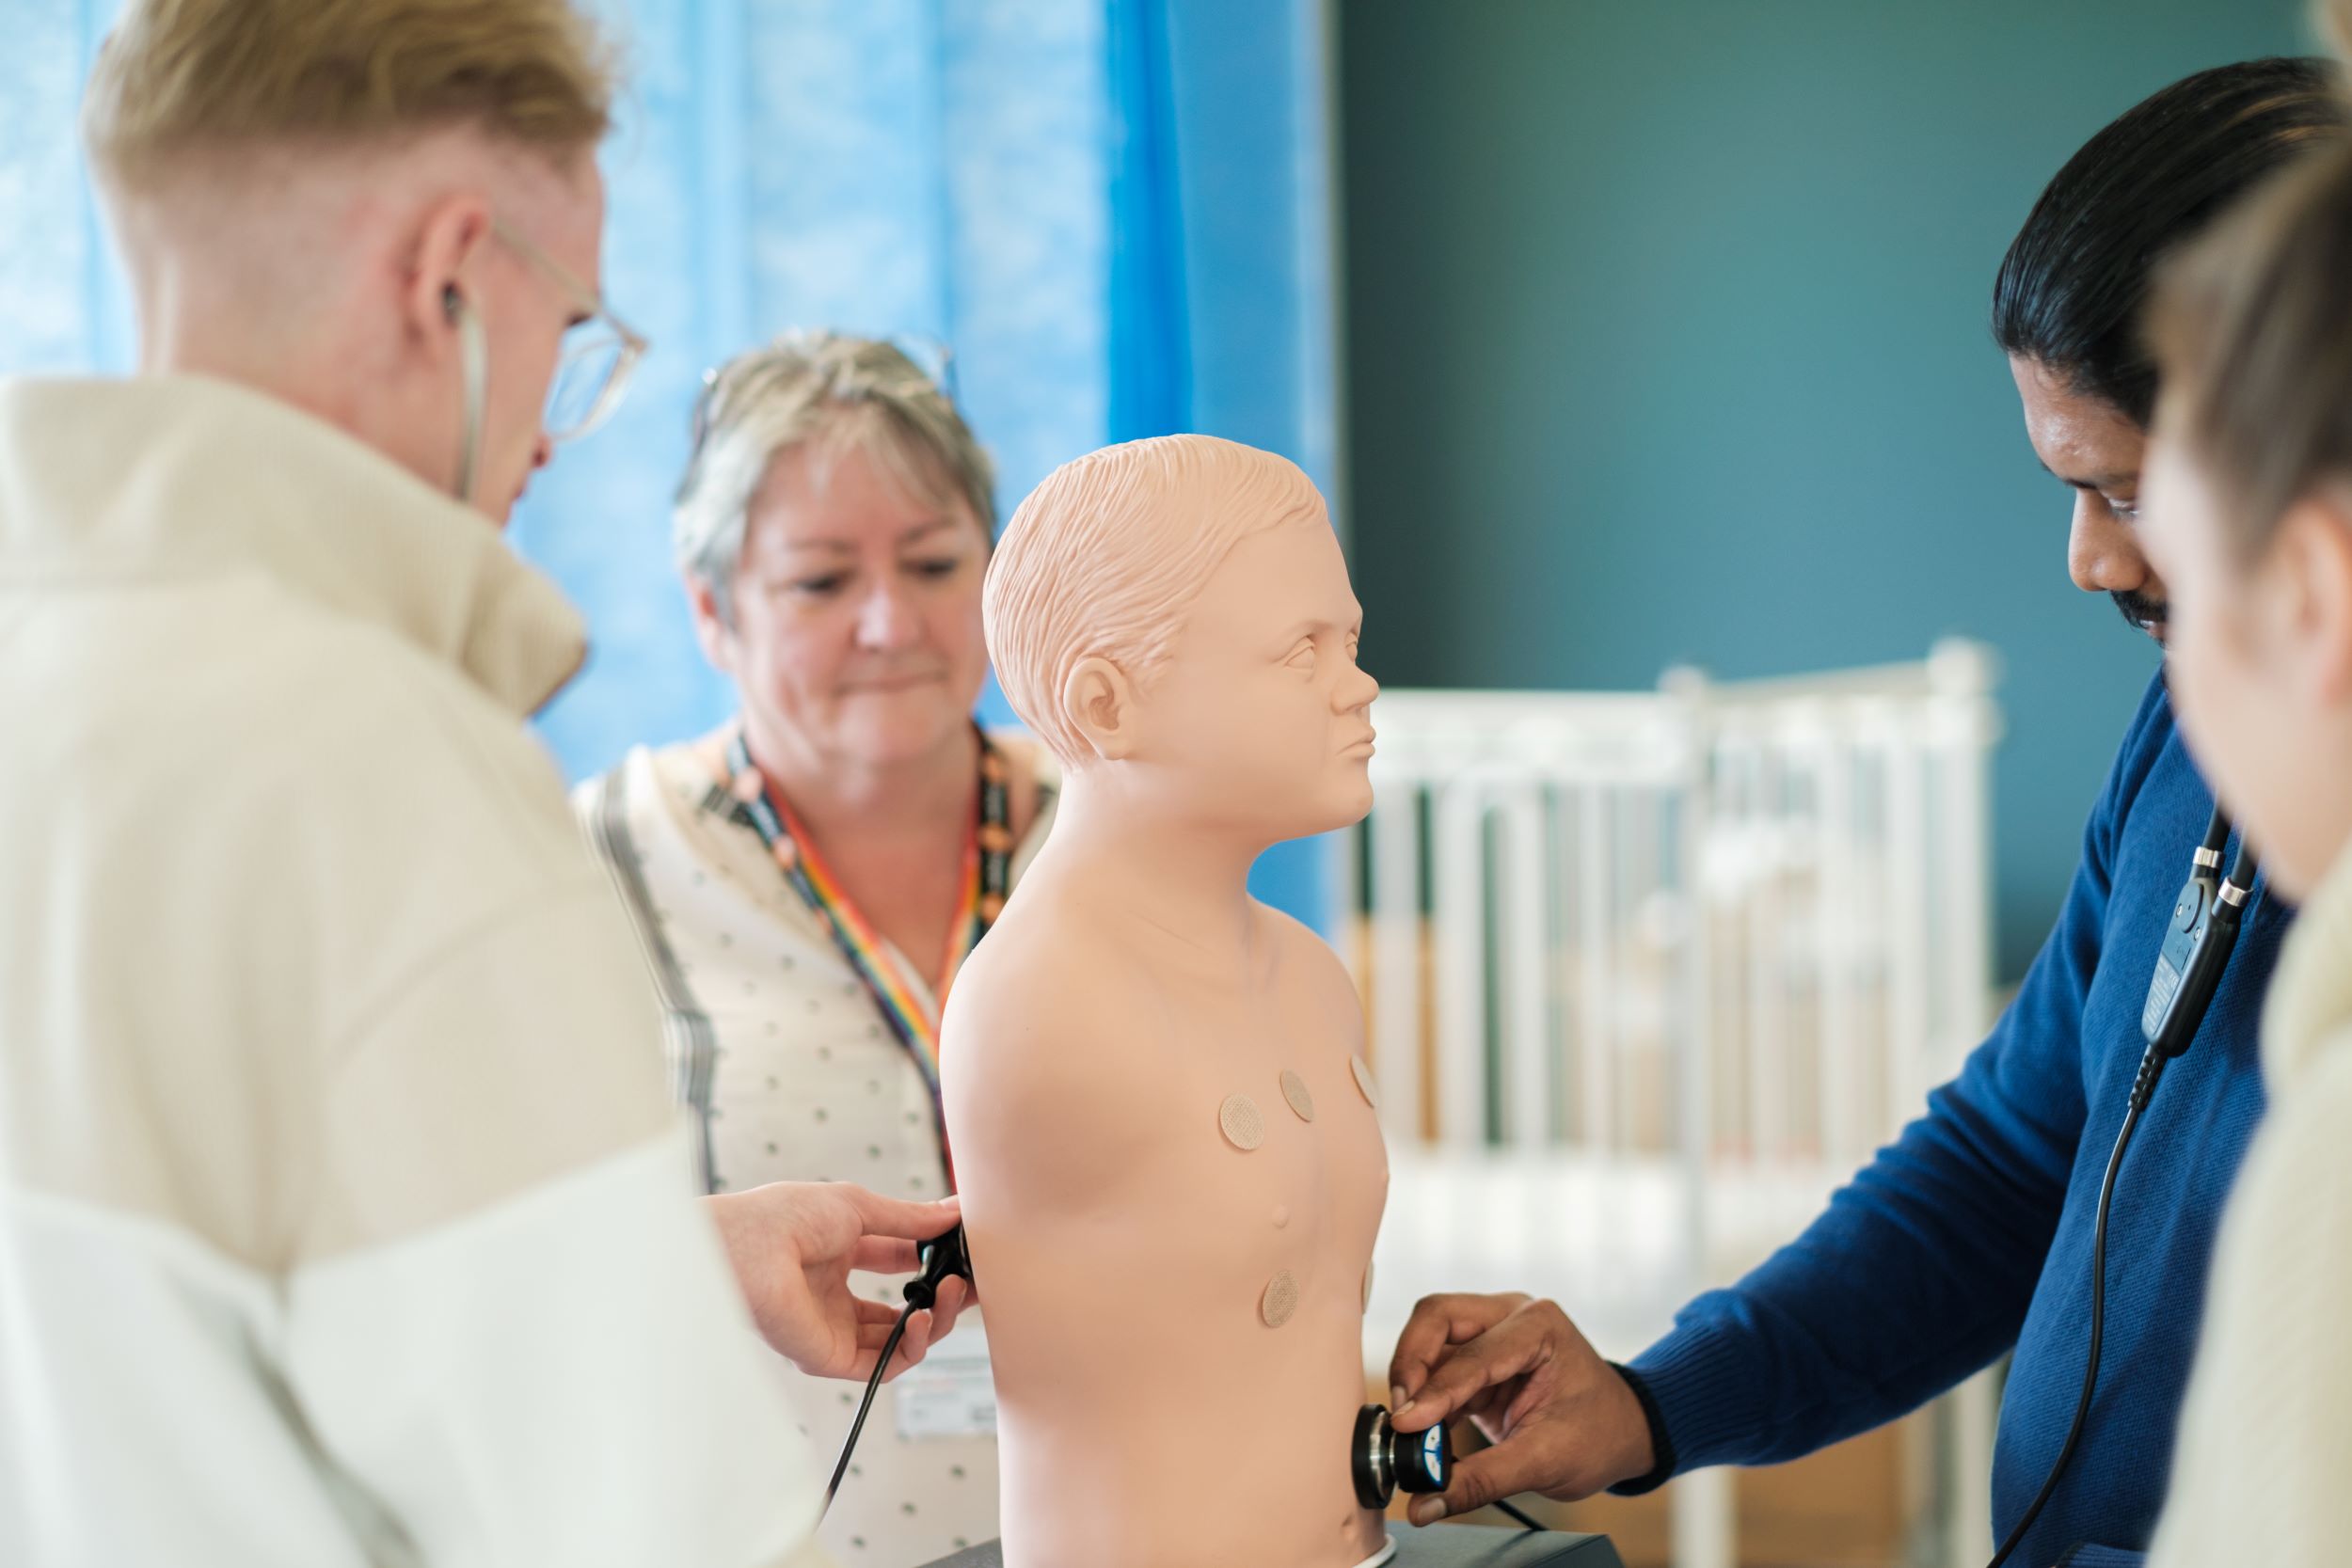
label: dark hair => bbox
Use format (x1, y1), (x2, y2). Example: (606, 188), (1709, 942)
(1993, 57), (2344, 427)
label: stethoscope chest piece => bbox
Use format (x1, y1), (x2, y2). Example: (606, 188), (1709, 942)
(1354, 1403), (1452, 1510)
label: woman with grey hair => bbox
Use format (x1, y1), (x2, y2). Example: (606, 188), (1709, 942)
(576, 332), (1055, 1565)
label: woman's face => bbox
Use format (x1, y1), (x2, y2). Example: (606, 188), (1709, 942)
(706, 438), (991, 773)
(2141, 411), (2352, 902)
(2009, 356), (2167, 640)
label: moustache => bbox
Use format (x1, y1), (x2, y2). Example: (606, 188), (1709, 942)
(2112, 591), (2167, 636)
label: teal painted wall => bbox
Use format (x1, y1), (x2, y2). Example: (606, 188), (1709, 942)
(1339, 0), (2316, 980)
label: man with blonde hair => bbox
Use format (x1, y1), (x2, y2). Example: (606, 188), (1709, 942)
(0, 3), (961, 1564)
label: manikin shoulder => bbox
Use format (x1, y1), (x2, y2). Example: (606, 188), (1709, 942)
(1255, 902), (1369, 1054)
(939, 894), (1182, 1207)
(941, 895), (1150, 1102)
(1257, 902), (1357, 997)
(942, 896), (1361, 1105)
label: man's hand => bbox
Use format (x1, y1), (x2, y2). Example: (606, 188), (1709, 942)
(1387, 1293), (1656, 1524)
(704, 1182), (969, 1383)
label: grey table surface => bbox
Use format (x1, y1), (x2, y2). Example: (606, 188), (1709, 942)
(918, 1523), (1625, 1567)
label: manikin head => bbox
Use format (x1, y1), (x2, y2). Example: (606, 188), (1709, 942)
(81, 0), (628, 523)
(2142, 143), (2352, 902)
(986, 435), (1378, 847)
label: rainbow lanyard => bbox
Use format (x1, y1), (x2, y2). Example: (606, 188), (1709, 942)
(721, 727), (1011, 1102)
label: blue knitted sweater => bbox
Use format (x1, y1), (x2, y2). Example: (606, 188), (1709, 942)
(1622, 673), (2293, 1567)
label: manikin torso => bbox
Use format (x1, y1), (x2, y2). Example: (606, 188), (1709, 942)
(943, 874), (1389, 1568)
(943, 437), (1389, 1567)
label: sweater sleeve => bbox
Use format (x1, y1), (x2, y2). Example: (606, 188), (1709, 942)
(1615, 687), (2151, 1481)
(2146, 1047), (2352, 1568)
(281, 895), (827, 1568)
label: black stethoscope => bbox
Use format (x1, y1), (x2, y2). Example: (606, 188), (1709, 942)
(1987, 805), (2258, 1568)
(823, 1230), (1483, 1525)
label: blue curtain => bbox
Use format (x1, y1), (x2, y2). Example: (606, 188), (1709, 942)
(0, 0), (1343, 931)
(1102, 0), (1345, 924)
(0, 1), (135, 377)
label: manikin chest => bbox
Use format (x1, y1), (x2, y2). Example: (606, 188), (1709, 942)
(1115, 972), (1390, 1323)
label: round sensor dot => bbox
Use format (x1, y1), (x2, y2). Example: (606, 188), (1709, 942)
(1280, 1069), (1316, 1123)
(1219, 1094), (1266, 1151)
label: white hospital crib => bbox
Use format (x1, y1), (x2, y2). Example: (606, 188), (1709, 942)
(1348, 641), (2004, 1568)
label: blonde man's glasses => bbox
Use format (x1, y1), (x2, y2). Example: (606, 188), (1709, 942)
(493, 216), (649, 442)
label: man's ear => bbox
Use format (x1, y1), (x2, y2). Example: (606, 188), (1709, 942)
(403, 190), (494, 356)
(1062, 655), (1143, 763)
(686, 575), (739, 676)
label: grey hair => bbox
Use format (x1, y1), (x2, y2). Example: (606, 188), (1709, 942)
(674, 330), (995, 622)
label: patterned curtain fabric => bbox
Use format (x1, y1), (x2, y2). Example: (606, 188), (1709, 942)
(0, 0), (1340, 927)
(0, 2), (133, 376)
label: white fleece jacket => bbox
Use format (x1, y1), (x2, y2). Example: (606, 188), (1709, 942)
(2149, 837), (2352, 1567)
(0, 375), (827, 1568)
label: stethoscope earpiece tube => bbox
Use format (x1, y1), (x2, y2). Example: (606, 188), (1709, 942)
(1991, 811), (2254, 1568)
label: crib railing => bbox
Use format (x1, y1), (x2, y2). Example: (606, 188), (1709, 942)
(1347, 640), (2002, 1568)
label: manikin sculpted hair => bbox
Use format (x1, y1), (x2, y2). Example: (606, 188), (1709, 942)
(985, 435), (1325, 768)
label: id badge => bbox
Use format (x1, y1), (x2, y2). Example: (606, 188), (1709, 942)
(893, 1317), (997, 1441)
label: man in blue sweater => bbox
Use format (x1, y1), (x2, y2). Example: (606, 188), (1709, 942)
(1388, 61), (2341, 1568)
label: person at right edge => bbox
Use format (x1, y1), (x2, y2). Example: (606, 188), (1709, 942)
(2133, 63), (2352, 1566)
(1387, 59), (2338, 1568)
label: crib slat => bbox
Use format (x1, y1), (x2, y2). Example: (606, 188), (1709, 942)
(1496, 785), (1551, 1150)
(1576, 785), (1615, 1152)
(1431, 779), (1489, 1147)
(1366, 776), (1426, 1145)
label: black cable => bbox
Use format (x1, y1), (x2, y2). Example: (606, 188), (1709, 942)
(1983, 1045), (2166, 1568)
(1494, 1497), (1545, 1532)
(2198, 805), (2233, 859)
(825, 1227), (971, 1516)
(826, 1308), (913, 1512)
(2226, 843), (2260, 903)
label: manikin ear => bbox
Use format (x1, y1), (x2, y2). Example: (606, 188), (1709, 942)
(402, 191), (496, 357)
(686, 575), (740, 676)
(1062, 655), (1145, 763)
(2269, 491), (2352, 707)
